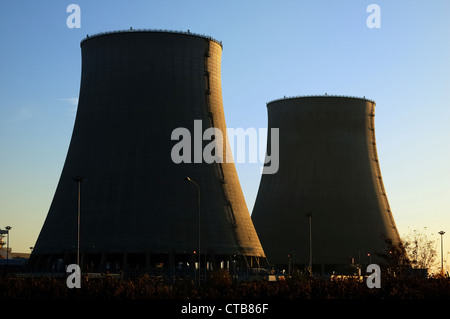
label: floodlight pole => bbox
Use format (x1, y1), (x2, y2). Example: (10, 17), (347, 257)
(307, 214), (312, 275)
(439, 231), (445, 273)
(5, 226), (12, 267)
(185, 176), (200, 286)
(73, 175), (84, 267)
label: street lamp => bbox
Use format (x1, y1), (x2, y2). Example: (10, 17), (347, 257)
(306, 214), (312, 275)
(5, 226), (12, 266)
(185, 176), (200, 285)
(73, 175), (84, 267)
(438, 231), (445, 273)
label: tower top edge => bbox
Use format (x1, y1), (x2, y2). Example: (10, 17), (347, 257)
(266, 95), (376, 106)
(80, 29), (223, 48)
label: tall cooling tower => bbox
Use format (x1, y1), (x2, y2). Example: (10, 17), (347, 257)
(30, 30), (265, 273)
(251, 96), (401, 273)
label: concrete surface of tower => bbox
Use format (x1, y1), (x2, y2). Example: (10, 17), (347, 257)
(251, 96), (401, 274)
(29, 30), (266, 273)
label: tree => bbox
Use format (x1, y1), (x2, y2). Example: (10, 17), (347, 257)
(383, 238), (411, 269)
(402, 227), (437, 271)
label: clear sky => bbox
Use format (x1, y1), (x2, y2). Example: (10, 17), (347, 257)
(0, 0), (449, 271)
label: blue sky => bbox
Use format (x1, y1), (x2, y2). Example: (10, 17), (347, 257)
(0, 1), (449, 270)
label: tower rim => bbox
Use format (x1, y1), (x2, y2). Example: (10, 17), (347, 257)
(266, 95), (375, 106)
(80, 28), (223, 48)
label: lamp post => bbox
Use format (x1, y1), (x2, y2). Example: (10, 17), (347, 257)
(307, 214), (312, 275)
(185, 176), (200, 286)
(73, 175), (84, 267)
(438, 231), (445, 273)
(5, 226), (11, 266)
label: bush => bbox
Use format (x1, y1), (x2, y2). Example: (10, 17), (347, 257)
(1, 273), (449, 300)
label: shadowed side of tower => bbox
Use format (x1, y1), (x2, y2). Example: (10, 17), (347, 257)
(251, 96), (401, 273)
(29, 30), (265, 273)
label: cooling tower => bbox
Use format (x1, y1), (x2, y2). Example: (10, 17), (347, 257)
(30, 30), (265, 273)
(251, 96), (401, 273)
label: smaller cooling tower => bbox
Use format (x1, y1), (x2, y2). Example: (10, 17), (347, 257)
(251, 96), (401, 273)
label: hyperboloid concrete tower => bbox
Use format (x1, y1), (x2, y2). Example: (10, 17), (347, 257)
(30, 30), (265, 273)
(251, 96), (401, 273)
